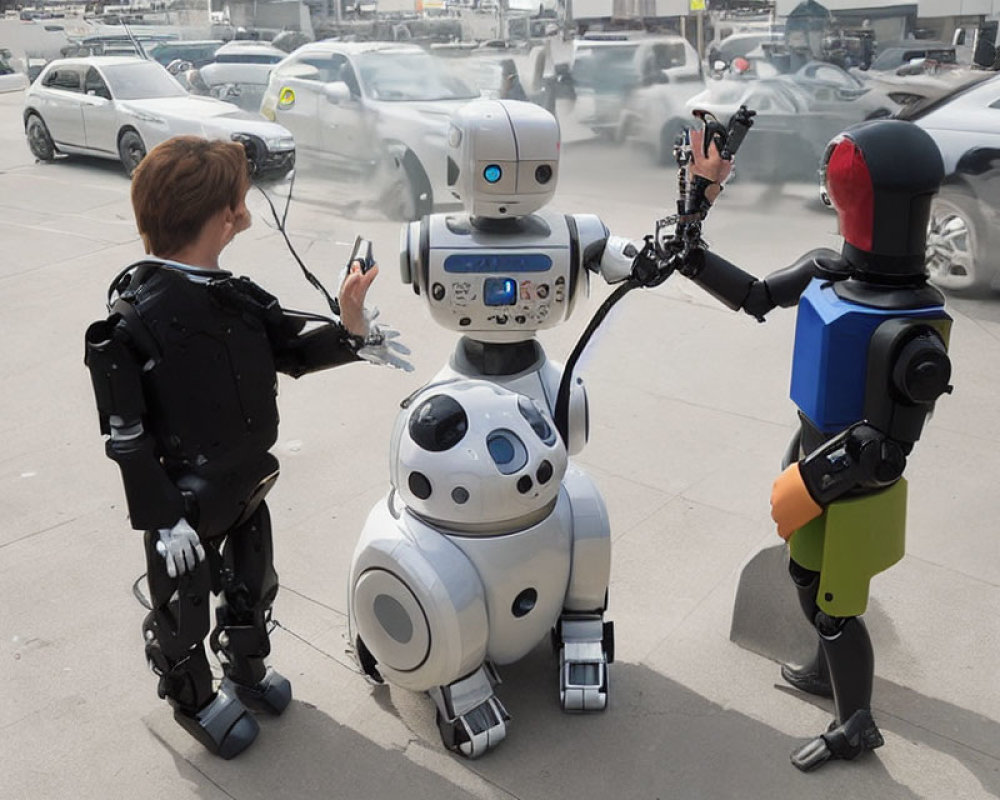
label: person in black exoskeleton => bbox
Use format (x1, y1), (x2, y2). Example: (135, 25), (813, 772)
(84, 135), (410, 759)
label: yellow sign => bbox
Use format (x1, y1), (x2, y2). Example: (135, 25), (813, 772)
(690, 0), (705, 9)
(278, 87), (295, 108)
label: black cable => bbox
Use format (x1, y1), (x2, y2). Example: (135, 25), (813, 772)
(253, 174), (343, 317)
(553, 278), (639, 447)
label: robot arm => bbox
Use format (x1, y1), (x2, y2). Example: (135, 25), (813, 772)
(84, 316), (186, 531)
(571, 214), (639, 285)
(797, 422), (907, 506)
(206, 275), (363, 378)
(681, 247), (842, 321)
(270, 310), (363, 379)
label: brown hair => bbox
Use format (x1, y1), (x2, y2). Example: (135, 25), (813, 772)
(130, 136), (250, 258)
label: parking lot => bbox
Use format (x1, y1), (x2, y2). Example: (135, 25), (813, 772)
(1, 83), (999, 800)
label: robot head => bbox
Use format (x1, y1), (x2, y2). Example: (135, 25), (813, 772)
(820, 119), (944, 283)
(389, 380), (568, 530)
(446, 98), (560, 219)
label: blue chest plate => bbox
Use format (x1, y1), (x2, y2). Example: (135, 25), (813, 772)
(790, 280), (946, 433)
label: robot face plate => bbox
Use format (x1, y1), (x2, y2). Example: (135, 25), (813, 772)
(448, 99), (560, 218)
(390, 380), (568, 530)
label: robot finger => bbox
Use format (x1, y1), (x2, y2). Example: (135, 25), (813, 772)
(387, 353), (415, 372)
(156, 540), (179, 579)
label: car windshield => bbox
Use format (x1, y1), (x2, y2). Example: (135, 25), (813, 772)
(356, 51), (477, 101)
(215, 52), (283, 64)
(102, 60), (188, 100)
(572, 44), (640, 91)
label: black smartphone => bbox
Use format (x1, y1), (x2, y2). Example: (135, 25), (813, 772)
(349, 235), (375, 274)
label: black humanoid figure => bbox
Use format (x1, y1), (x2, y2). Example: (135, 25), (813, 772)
(84, 136), (401, 758)
(678, 119), (953, 771)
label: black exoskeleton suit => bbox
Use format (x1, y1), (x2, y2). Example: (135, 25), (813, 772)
(85, 260), (360, 713)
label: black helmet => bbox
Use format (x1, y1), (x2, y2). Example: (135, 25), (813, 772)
(821, 119), (944, 283)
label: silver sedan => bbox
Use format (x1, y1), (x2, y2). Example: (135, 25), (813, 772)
(24, 55), (295, 178)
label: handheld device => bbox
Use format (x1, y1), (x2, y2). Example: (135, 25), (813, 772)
(349, 235), (375, 274)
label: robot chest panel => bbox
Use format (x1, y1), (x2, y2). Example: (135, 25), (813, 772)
(788, 281), (940, 434)
(425, 213), (574, 335)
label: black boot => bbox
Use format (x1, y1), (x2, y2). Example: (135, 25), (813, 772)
(791, 709), (884, 772)
(173, 683), (259, 759)
(781, 646), (832, 698)
(222, 666), (292, 715)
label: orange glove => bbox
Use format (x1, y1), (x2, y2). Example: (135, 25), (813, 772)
(770, 463), (823, 541)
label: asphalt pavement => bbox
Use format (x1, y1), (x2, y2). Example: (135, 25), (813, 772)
(1, 86), (998, 800)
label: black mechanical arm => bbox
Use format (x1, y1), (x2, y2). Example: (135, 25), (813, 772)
(85, 315), (187, 531)
(206, 275), (363, 379)
(680, 247), (845, 322)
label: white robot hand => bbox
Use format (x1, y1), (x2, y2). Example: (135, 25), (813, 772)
(156, 518), (205, 578)
(357, 308), (414, 372)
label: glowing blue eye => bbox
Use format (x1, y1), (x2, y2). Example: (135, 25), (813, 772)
(483, 164), (502, 184)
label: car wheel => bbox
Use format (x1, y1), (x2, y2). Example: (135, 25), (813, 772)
(925, 191), (987, 292)
(657, 119), (686, 167)
(383, 150), (432, 222)
(118, 129), (147, 177)
(26, 114), (55, 161)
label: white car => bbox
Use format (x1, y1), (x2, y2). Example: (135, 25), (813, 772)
(1, 47), (28, 93)
(24, 56), (295, 178)
(568, 34), (705, 164)
(260, 41), (481, 220)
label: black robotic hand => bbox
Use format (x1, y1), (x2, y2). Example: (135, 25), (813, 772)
(630, 235), (675, 288)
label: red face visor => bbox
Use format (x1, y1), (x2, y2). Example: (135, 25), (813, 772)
(822, 137), (874, 252)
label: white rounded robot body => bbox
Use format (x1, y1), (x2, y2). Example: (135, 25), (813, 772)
(349, 489), (576, 691)
(351, 101), (618, 756)
(349, 381), (610, 688)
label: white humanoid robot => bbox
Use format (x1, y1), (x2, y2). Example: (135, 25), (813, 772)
(347, 99), (646, 758)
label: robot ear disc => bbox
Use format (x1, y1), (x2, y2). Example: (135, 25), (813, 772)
(409, 395), (468, 452)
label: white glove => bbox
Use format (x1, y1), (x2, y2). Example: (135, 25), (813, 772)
(355, 307), (414, 372)
(156, 518), (206, 578)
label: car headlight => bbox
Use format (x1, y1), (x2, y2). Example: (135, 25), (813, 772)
(263, 134), (295, 151)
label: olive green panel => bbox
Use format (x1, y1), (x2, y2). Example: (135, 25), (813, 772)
(788, 479), (907, 617)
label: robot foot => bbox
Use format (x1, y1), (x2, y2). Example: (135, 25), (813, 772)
(222, 667), (292, 716)
(173, 683), (259, 759)
(430, 665), (511, 759)
(790, 710), (885, 772)
(556, 614), (612, 712)
(780, 654), (832, 698)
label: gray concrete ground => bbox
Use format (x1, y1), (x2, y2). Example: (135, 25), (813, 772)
(1, 85), (998, 799)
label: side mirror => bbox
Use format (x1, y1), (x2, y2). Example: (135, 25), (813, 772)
(952, 28), (966, 46)
(324, 81), (352, 104)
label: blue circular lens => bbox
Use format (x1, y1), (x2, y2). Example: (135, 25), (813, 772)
(487, 434), (515, 465)
(483, 164), (502, 184)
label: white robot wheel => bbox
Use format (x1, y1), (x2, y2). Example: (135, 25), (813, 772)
(353, 568), (432, 673)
